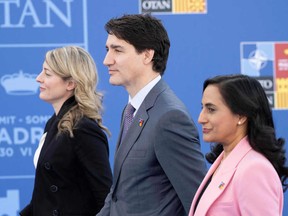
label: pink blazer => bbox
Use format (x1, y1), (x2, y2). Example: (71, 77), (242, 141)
(189, 137), (283, 216)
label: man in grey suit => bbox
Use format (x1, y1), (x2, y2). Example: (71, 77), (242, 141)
(97, 14), (207, 216)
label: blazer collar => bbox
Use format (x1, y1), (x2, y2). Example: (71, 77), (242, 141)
(37, 96), (77, 164)
(44, 96), (77, 132)
(191, 136), (252, 215)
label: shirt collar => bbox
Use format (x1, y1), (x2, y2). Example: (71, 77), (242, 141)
(129, 75), (161, 115)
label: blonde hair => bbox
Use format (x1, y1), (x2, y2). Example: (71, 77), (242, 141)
(45, 46), (110, 136)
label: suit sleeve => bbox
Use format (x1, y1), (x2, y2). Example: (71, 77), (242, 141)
(235, 159), (283, 215)
(154, 109), (207, 214)
(74, 119), (113, 213)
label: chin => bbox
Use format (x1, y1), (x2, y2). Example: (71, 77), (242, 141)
(109, 78), (121, 86)
(203, 136), (214, 143)
(39, 93), (44, 100)
(39, 94), (49, 102)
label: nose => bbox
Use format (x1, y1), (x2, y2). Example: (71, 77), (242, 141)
(103, 51), (113, 66)
(36, 71), (43, 83)
(198, 109), (206, 124)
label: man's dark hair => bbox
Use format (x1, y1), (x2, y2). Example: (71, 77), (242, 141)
(105, 13), (170, 75)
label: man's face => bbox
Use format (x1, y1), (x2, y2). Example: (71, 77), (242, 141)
(103, 34), (147, 92)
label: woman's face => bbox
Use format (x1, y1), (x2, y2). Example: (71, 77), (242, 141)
(198, 84), (242, 147)
(36, 61), (74, 112)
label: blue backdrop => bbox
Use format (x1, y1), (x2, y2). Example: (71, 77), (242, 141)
(0, 0), (287, 215)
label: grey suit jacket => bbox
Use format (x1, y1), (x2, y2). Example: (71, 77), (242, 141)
(97, 79), (207, 216)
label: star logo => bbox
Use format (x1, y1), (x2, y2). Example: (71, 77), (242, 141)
(248, 49), (268, 71)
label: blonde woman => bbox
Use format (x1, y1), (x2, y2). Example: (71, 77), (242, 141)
(20, 46), (112, 216)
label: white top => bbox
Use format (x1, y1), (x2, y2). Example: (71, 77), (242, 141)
(33, 132), (47, 168)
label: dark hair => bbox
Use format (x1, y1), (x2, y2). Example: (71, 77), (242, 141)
(204, 74), (288, 191)
(104, 13), (170, 75)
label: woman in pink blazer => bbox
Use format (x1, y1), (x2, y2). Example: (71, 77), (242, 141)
(189, 74), (288, 216)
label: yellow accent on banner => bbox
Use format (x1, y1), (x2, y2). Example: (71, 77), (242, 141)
(276, 78), (288, 108)
(173, 0), (206, 13)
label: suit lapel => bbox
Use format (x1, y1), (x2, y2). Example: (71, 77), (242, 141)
(37, 96), (77, 165)
(115, 105), (126, 150)
(113, 107), (148, 180)
(197, 163), (236, 215)
(194, 137), (252, 215)
(190, 154), (222, 215)
(37, 115), (58, 165)
(113, 79), (167, 186)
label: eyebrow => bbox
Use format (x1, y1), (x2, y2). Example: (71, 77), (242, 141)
(202, 102), (216, 108)
(106, 44), (124, 50)
(43, 67), (51, 73)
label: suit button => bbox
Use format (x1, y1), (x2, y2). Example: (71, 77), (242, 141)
(44, 162), (51, 170)
(50, 185), (58, 192)
(52, 209), (59, 216)
(112, 196), (117, 202)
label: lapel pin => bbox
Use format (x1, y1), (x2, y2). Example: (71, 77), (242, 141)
(138, 118), (144, 127)
(218, 181), (225, 190)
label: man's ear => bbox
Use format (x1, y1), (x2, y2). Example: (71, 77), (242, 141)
(143, 49), (155, 65)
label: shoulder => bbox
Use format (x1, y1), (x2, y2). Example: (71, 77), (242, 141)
(152, 88), (191, 120)
(147, 79), (188, 112)
(234, 149), (281, 188)
(76, 116), (101, 129)
(74, 117), (107, 140)
(230, 149), (283, 215)
(237, 150), (275, 173)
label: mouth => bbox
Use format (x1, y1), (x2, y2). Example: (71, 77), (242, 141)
(109, 70), (115, 74)
(202, 128), (211, 133)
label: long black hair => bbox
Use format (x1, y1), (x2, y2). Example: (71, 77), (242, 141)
(204, 74), (288, 191)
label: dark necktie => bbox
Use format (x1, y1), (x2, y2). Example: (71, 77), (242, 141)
(121, 103), (135, 142)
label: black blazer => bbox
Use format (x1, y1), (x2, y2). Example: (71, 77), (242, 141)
(20, 97), (112, 216)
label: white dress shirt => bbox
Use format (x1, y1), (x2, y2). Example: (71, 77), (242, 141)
(129, 75), (161, 116)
